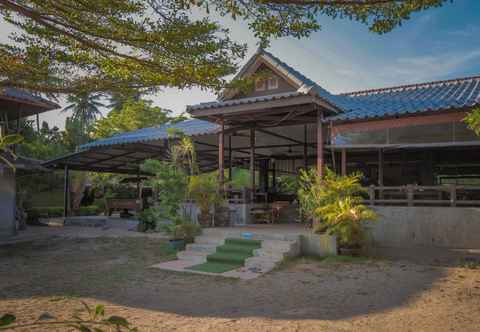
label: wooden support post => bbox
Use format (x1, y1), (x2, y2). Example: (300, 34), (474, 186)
(316, 111), (324, 178)
(303, 124), (308, 170)
(341, 148), (347, 176)
(250, 128), (255, 202)
(63, 165), (69, 218)
(378, 148), (384, 199)
(272, 159), (276, 192)
(407, 185), (414, 207)
(368, 185), (375, 206)
(218, 118), (225, 191)
(228, 135), (233, 182)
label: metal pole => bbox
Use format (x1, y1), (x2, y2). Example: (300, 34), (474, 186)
(228, 135), (233, 182)
(218, 118), (225, 191)
(316, 110), (324, 178)
(341, 148), (347, 176)
(250, 128), (255, 202)
(63, 165), (69, 218)
(303, 124), (308, 170)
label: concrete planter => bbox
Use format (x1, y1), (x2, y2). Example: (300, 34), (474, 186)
(300, 232), (337, 257)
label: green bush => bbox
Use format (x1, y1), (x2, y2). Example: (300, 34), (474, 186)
(76, 206), (101, 216)
(26, 206), (64, 223)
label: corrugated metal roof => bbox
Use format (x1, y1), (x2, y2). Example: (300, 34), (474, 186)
(0, 87), (59, 110)
(79, 119), (219, 150)
(187, 91), (304, 111)
(188, 50), (480, 123)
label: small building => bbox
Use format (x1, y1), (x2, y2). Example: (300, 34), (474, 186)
(0, 88), (59, 239)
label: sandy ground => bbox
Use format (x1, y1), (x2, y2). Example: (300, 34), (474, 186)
(0, 226), (479, 331)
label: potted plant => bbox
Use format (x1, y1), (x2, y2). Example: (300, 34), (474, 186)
(163, 216), (201, 250)
(188, 173), (223, 227)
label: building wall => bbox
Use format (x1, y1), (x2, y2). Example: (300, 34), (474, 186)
(367, 206), (480, 249)
(0, 167), (16, 239)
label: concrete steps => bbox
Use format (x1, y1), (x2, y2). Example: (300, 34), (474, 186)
(176, 229), (301, 274)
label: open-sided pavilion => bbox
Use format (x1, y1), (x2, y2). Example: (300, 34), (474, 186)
(45, 50), (480, 222)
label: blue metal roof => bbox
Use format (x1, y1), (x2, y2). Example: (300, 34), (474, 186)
(79, 119), (219, 150)
(188, 49), (480, 123)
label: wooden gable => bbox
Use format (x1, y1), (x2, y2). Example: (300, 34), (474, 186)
(222, 59), (298, 101)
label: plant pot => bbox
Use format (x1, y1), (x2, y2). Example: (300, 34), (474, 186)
(169, 239), (185, 251)
(338, 247), (362, 256)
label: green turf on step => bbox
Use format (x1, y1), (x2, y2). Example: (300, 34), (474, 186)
(188, 262), (242, 273)
(186, 238), (262, 273)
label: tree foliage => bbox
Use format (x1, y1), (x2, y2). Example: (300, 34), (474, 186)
(93, 99), (175, 139)
(464, 107), (480, 136)
(63, 92), (105, 132)
(0, 0), (447, 95)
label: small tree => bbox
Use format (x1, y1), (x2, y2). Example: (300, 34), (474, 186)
(0, 134), (23, 171)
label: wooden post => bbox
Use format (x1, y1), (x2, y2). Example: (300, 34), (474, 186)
(218, 118), (225, 191)
(341, 148), (347, 176)
(250, 128), (256, 202)
(303, 124), (308, 170)
(272, 158), (276, 192)
(378, 148), (384, 199)
(316, 111), (324, 178)
(63, 165), (70, 218)
(228, 135), (233, 182)
(368, 185), (375, 206)
(407, 185), (414, 206)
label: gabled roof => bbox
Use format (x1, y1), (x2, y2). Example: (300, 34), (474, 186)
(328, 75), (480, 122)
(1, 87), (59, 111)
(189, 49), (342, 113)
(188, 49), (480, 123)
(79, 119), (218, 150)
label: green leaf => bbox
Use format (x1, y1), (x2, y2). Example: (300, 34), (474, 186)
(1, 134), (23, 146)
(106, 316), (129, 327)
(0, 314), (16, 327)
(94, 304), (105, 318)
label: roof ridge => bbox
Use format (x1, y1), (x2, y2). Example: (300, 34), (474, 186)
(340, 74), (480, 96)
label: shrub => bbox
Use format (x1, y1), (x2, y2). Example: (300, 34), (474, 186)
(26, 206), (64, 223)
(298, 168), (377, 248)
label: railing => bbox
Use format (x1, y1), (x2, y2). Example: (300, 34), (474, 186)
(364, 185), (480, 207)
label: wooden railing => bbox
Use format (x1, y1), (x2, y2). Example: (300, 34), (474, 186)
(364, 185), (480, 207)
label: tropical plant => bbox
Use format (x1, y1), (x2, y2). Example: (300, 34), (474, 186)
(162, 215), (201, 243)
(1, 1), (446, 95)
(137, 207), (163, 232)
(63, 92), (104, 132)
(298, 167), (377, 248)
(464, 107), (480, 136)
(141, 159), (189, 219)
(0, 302), (137, 331)
(189, 172), (224, 226)
(0, 134), (23, 170)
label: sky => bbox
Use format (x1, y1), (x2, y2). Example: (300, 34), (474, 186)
(3, 1), (480, 128)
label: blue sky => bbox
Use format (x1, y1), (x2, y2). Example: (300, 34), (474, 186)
(3, 1), (480, 128)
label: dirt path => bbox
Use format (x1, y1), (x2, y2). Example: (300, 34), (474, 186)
(0, 236), (479, 331)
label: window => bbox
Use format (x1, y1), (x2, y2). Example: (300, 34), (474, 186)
(267, 77), (279, 90)
(255, 79), (266, 91)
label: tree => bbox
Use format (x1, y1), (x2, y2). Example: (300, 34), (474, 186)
(63, 92), (104, 132)
(93, 99), (175, 138)
(0, 134), (23, 170)
(0, 0), (447, 95)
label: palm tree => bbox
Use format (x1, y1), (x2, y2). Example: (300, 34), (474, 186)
(107, 91), (142, 112)
(63, 92), (105, 132)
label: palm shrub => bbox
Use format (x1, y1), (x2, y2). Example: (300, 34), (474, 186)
(298, 167), (377, 248)
(188, 172), (224, 226)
